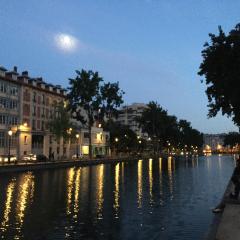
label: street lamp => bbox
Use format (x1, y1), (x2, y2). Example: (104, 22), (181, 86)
(76, 134), (80, 159)
(8, 129), (13, 163)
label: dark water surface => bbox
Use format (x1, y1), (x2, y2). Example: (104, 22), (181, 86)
(0, 155), (236, 240)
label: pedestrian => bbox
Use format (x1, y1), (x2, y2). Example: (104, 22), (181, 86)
(229, 158), (240, 199)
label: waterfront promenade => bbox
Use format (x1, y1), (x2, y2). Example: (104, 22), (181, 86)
(0, 156), (139, 173)
(206, 180), (240, 240)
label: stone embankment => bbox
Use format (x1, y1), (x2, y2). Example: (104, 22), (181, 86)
(206, 179), (240, 240)
(0, 157), (138, 173)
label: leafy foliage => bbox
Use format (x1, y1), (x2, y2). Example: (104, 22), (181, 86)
(100, 82), (125, 120)
(104, 120), (138, 154)
(224, 132), (240, 147)
(68, 69), (124, 158)
(136, 101), (203, 152)
(48, 101), (74, 140)
(199, 23), (240, 127)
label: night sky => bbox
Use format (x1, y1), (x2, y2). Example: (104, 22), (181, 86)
(0, 0), (239, 133)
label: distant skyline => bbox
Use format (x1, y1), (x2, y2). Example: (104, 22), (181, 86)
(0, 0), (239, 133)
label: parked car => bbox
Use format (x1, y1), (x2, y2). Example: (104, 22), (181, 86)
(72, 154), (83, 160)
(0, 155), (17, 163)
(22, 154), (37, 162)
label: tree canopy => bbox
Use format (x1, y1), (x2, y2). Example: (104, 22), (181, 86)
(48, 101), (74, 141)
(224, 132), (240, 147)
(104, 120), (138, 155)
(199, 23), (240, 127)
(68, 69), (124, 158)
(136, 101), (203, 152)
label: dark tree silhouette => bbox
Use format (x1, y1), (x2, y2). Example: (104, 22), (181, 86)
(199, 23), (240, 127)
(68, 69), (124, 158)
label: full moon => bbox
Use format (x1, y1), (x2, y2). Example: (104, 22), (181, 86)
(55, 33), (78, 52)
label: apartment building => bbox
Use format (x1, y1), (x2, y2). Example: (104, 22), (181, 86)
(116, 103), (148, 137)
(0, 65), (110, 160)
(203, 134), (226, 152)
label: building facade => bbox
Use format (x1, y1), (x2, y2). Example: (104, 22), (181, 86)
(0, 65), (109, 161)
(116, 103), (148, 138)
(203, 134), (226, 153)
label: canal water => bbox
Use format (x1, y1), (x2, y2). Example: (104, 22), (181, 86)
(0, 155), (236, 240)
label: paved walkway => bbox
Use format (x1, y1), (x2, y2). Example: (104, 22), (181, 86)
(216, 203), (240, 240)
(207, 181), (240, 240)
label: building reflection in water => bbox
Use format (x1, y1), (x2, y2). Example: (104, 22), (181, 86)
(196, 155), (199, 167)
(207, 156), (210, 170)
(137, 160), (143, 208)
(218, 154), (222, 170)
(168, 156), (173, 195)
(66, 168), (75, 215)
(192, 156), (195, 168)
(15, 173), (35, 239)
(96, 164), (104, 219)
(1, 179), (16, 233)
(114, 163), (120, 217)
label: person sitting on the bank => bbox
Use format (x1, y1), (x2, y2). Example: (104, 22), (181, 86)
(229, 158), (240, 200)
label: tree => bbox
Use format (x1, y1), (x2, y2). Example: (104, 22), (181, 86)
(48, 101), (74, 141)
(199, 23), (240, 127)
(104, 120), (137, 155)
(224, 132), (240, 147)
(68, 69), (124, 158)
(178, 119), (203, 150)
(100, 82), (125, 120)
(137, 101), (203, 154)
(136, 101), (181, 153)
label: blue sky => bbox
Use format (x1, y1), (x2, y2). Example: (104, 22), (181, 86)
(0, 0), (239, 133)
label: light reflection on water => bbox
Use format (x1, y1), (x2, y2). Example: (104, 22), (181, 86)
(137, 160), (142, 209)
(149, 159), (153, 205)
(74, 168), (81, 216)
(66, 168), (75, 215)
(0, 155), (236, 240)
(1, 180), (16, 233)
(14, 173), (34, 240)
(114, 163), (120, 217)
(168, 156), (173, 196)
(97, 164), (104, 219)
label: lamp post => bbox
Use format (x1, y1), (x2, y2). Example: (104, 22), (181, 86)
(66, 128), (72, 159)
(8, 129), (13, 163)
(76, 134), (80, 159)
(168, 142), (171, 155)
(115, 137), (119, 156)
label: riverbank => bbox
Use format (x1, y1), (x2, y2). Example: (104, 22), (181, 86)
(0, 154), (198, 174)
(206, 179), (240, 240)
(0, 157), (139, 173)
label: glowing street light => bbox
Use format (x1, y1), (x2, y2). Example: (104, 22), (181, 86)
(76, 134), (80, 159)
(115, 137), (119, 142)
